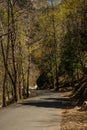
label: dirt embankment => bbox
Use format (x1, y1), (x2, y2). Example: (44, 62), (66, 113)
(61, 92), (87, 130)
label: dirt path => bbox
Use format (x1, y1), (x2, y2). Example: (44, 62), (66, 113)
(0, 90), (62, 130)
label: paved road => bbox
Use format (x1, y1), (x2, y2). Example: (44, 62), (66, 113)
(0, 90), (62, 130)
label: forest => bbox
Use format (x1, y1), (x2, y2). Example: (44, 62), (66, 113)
(0, 0), (87, 107)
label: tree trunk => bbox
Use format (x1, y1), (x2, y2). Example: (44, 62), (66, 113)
(2, 72), (7, 107)
(27, 56), (31, 98)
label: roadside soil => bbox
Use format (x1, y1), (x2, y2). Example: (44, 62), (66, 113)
(61, 91), (87, 130)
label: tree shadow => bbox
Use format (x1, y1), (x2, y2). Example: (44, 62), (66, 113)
(20, 97), (77, 109)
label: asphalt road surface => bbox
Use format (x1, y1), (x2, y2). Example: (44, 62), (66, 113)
(0, 90), (62, 130)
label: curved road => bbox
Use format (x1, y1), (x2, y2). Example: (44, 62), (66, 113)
(0, 90), (62, 130)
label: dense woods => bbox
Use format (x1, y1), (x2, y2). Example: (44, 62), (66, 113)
(0, 0), (87, 107)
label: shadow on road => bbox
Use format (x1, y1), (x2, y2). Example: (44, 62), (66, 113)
(20, 96), (76, 109)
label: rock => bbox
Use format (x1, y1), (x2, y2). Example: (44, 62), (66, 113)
(80, 101), (87, 111)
